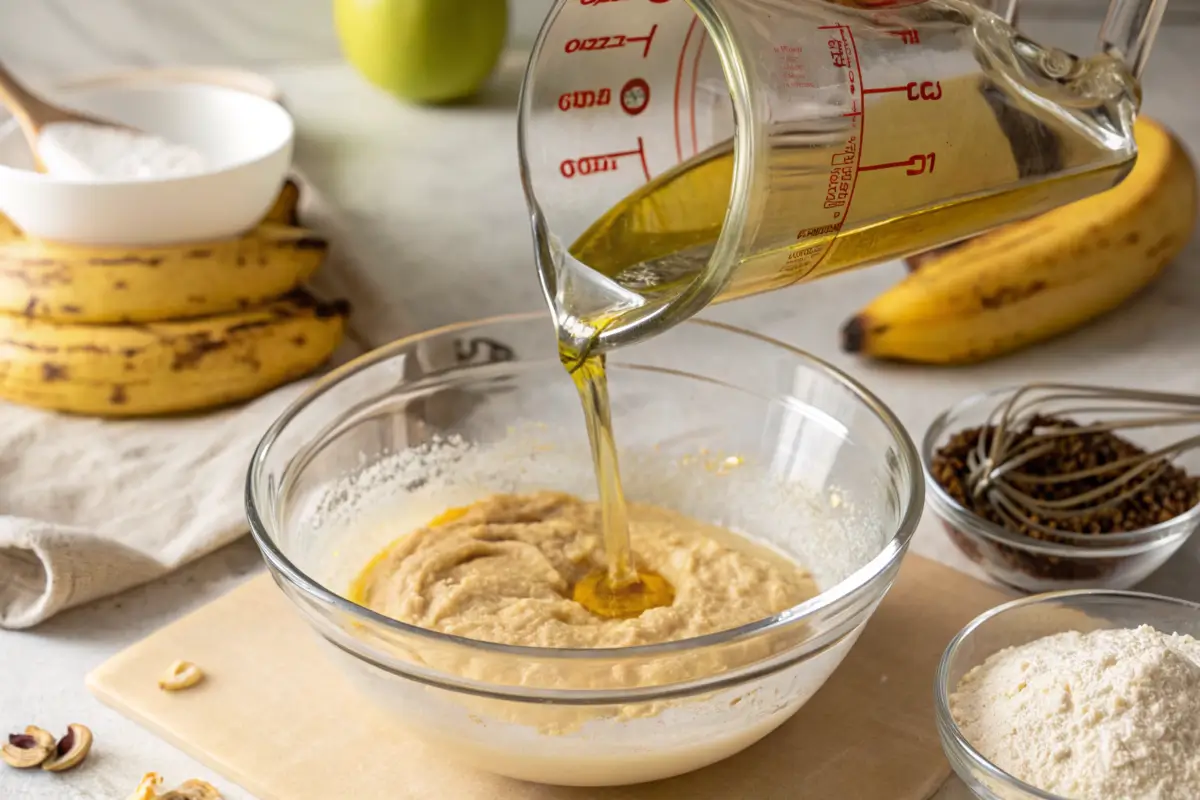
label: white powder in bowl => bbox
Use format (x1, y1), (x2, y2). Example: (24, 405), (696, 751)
(37, 121), (207, 181)
(950, 625), (1200, 800)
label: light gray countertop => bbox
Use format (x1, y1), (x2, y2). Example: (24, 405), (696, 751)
(1, 2), (1198, 799)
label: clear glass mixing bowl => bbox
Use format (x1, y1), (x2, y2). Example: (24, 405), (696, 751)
(246, 312), (923, 786)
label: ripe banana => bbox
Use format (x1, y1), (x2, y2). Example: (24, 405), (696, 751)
(266, 178), (302, 226)
(0, 179), (321, 324)
(841, 116), (1198, 365)
(0, 291), (349, 417)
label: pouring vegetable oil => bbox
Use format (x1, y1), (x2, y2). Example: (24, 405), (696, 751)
(566, 352), (676, 618)
(552, 3), (1141, 616)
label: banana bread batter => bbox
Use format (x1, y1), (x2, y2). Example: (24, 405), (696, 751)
(349, 491), (817, 648)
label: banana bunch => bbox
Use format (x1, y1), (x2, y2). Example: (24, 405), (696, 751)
(842, 117), (1198, 364)
(0, 180), (316, 323)
(0, 181), (350, 417)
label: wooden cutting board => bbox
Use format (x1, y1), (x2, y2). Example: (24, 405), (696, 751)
(87, 555), (1012, 800)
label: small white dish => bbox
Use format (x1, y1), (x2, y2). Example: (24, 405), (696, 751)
(0, 82), (293, 246)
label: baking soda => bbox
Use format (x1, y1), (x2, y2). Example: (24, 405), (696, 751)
(37, 121), (207, 180)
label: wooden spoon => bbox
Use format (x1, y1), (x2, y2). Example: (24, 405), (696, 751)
(0, 61), (134, 173)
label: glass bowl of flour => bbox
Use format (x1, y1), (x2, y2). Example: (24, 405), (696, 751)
(247, 312), (923, 786)
(936, 590), (1200, 800)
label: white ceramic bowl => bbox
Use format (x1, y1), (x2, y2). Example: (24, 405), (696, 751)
(0, 83), (293, 246)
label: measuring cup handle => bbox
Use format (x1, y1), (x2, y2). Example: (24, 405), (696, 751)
(1098, 0), (1169, 77)
(992, 0), (1019, 26)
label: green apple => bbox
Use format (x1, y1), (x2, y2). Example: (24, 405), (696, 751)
(334, 0), (508, 104)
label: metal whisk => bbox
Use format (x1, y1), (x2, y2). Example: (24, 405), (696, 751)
(967, 383), (1200, 535)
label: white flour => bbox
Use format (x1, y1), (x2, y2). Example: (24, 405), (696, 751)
(950, 625), (1200, 799)
(37, 121), (207, 180)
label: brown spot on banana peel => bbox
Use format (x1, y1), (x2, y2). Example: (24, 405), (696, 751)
(236, 353), (263, 371)
(294, 236), (326, 251)
(1, 339), (58, 353)
(113, 280), (128, 290)
(170, 334), (229, 371)
(89, 256), (163, 267)
(1, 264), (72, 288)
(978, 280), (1048, 310)
(186, 249), (213, 259)
(225, 320), (273, 334)
(1147, 235), (1177, 260)
(110, 385), (128, 405)
(41, 363), (68, 382)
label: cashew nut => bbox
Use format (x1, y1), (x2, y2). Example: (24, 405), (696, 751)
(128, 773), (223, 800)
(158, 660), (205, 692)
(2, 726), (56, 769)
(42, 723), (93, 772)
(161, 779), (223, 799)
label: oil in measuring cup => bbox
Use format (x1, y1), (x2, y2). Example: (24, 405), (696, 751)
(522, 0), (1140, 352)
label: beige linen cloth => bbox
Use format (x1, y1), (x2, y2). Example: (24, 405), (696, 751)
(0, 381), (316, 629)
(0, 324), (486, 628)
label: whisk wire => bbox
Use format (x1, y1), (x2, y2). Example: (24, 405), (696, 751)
(965, 383), (1200, 536)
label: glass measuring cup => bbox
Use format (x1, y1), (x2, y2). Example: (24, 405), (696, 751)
(518, 0), (1167, 357)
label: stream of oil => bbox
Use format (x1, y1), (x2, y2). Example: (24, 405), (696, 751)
(567, 352), (675, 618)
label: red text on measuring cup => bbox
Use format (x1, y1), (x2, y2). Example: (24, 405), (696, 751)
(564, 25), (658, 57)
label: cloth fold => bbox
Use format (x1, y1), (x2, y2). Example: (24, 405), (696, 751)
(0, 381), (312, 629)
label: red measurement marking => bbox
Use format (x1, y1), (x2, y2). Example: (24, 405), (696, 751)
(565, 25), (657, 57)
(859, 152), (936, 175)
(886, 28), (920, 44)
(620, 78), (650, 116)
(631, 24), (657, 56)
(557, 87), (613, 112)
(863, 80), (942, 100)
(559, 138), (650, 180)
(674, 17), (699, 162)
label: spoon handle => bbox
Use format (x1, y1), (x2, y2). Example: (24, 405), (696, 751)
(0, 61), (75, 132)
